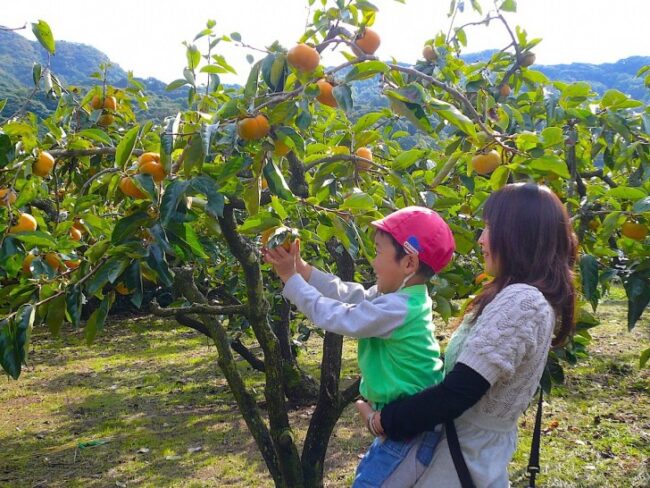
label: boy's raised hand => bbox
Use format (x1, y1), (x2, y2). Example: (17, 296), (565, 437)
(263, 239), (299, 283)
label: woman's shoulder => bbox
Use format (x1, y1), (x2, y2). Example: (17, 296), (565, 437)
(488, 283), (553, 317)
(495, 283), (547, 302)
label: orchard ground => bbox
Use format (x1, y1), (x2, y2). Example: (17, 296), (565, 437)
(1, 290), (648, 488)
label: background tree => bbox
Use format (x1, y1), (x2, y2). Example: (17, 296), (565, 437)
(1, 1), (649, 486)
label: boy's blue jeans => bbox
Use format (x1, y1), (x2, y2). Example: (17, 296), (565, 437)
(352, 427), (442, 487)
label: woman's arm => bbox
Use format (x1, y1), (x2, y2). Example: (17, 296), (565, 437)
(378, 362), (490, 440)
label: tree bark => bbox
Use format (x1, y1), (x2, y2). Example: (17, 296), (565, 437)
(219, 205), (304, 487)
(301, 239), (360, 487)
(171, 267), (285, 486)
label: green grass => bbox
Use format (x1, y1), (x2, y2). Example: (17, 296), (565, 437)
(1, 300), (648, 487)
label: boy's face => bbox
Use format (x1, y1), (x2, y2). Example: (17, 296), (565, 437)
(373, 231), (414, 293)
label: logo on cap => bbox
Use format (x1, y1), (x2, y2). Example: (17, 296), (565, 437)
(403, 236), (421, 255)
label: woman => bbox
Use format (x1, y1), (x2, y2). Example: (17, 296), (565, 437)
(356, 183), (577, 487)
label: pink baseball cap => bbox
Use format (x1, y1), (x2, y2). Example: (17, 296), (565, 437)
(371, 206), (455, 273)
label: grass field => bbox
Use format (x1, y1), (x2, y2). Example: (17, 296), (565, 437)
(1, 297), (648, 487)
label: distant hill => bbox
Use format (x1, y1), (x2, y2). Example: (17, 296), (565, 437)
(462, 49), (649, 102)
(0, 29), (186, 120)
(1, 29), (648, 123)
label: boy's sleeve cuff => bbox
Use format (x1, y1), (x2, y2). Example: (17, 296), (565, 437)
(308, 267), (331, 288)
(282, 273), (307, 302)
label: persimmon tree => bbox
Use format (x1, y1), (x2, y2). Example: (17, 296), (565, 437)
(1, 1), (649, 486)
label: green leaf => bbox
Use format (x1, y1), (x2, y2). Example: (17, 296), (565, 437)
(261, 53), (288, 93)
(32, 63), (42, 86)
(356, 0), (379, 10)
(86, 239), (111, 263)
(344, 61), (388, 82)
(632, 197), (650, 213)
(201, 123), (220, 159)
(263, 160), (295, 201)
(579, 255), (599, 310)
(455, 28), (467, 46)
(166, 79), (189, 91)
(186, 44), (201, 70)
(0, 305), (34, 379)
(528, 155), (571, 178)
(147, 244), (174, 287)
(0, 133), (13, 167)
(500, 0), (517, 12)
(600, 211), (623, 239)
(332, 84), (354, 113)
(78, 129), (114, 146)
(85, 258), (130, 295)
(183, 134), (205, 177)
(160, 113), (180, 173)
(45, 294), (66, 336)
(123, 259), (143, 308)
(540, 127), (563, 147)
(161, 180), (191, 225)
(600, 89), (642, 110)
(340, 192), (374, 210)
(115, 125), (140, 168)
(85, 294), (113, 345)
(190, 176), (224, 218)
(428, 97), (476, 137)
(31, 20), (55, 54)
(270, 196), (288, 220)
(112, 211), (150, 245)
(167, 223), (208, 259)
(128, 170), (155, 200)
(434, 295), (452, 322)
(388, 97), (432, 133)
(65, 285), (84, 328)
(12, 231), (57, 249)
(243, 180), (260, 216)
(606, 186), (647, 201)
(244, 60), (261, 100)
(489, 166), (510, 190)
(274, 126), (305, 156)
(393, 149), (425, 171)
(624, 273), (650, 331)
(239, 213), (282, 234)
(353, 112), (385, 133)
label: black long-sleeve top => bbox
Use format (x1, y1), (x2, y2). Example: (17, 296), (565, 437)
(380, 362), (491, 441)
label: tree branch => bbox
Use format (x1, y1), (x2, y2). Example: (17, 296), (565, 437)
(387, 63), (494, 137)
(171, 266), (284, 485)
(430, 153), (461, 189)
(304, 154), (389, 172)
(149, 301), (248, 317)
(580, 169), (618, 188)
(218, 205), (303, 485)
(340, 377), (362, 405)
(48, 147), (145, 159)
(79, 168), (121, 195)
(231, 337), (266, 372)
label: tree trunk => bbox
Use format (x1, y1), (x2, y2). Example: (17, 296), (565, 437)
(219, 205), (304, 487)
(302, 240), (359, 487)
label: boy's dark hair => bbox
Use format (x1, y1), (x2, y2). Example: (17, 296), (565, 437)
(376, 229), (436, 279)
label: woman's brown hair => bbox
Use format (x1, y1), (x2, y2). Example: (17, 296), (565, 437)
(469, 183), (578, 346)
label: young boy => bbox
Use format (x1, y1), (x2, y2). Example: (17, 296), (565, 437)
(263, 206), (455, 487)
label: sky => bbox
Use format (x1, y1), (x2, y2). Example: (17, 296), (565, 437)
(4, 0), (650, 85)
